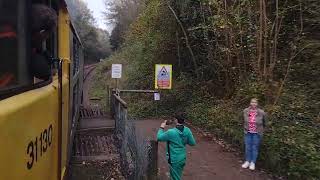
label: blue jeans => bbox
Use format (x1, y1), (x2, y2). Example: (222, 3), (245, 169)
(245, 132), (261, 163)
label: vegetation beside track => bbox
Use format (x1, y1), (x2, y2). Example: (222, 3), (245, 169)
(91, 0), (320, 179)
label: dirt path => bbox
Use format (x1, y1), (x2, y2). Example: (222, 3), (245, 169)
(83, 64), (274, 179)
(135, 119), (275, 180)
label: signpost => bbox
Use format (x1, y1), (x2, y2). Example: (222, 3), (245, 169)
(112, 64), (122, 89)
(155, 64), (172, 89)
(154, 64), (172, 117)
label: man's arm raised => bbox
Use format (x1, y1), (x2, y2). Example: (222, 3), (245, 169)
(157, 120), (170, 142)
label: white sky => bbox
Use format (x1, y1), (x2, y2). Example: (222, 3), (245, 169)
(83, 0), (113, 33)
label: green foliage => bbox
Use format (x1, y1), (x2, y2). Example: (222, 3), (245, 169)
(93, 0), (320, 179)
(66, 0), (111, 63)
(183, 96), (320, 179)
(105, 0), (142, 50)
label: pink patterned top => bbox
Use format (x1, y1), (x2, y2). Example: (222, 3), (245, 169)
(248, 109), (258, 133)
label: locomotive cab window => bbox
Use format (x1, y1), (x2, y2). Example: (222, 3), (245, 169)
(31, 1), (58, 82)
(0, 0), (58, 99)
(0, 0), (32, 92)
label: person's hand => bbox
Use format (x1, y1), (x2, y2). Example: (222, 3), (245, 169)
(160, 120), (167, 129)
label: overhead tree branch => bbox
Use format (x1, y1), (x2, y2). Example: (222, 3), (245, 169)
(166, 1), (200, 79)
(273, 44), (312, 106)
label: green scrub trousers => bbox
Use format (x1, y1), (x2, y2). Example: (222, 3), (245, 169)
(169, 161), (186, 180)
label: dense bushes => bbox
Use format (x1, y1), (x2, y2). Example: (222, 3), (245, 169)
(91, 0), (320, 179)
(183, 97), (320, 179)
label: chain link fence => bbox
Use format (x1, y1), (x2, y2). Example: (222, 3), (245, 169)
(111, 93), (158, 180)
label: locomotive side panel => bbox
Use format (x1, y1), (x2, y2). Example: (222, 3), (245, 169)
(58, 7), (71, 178)
(0, 81), (60, 180)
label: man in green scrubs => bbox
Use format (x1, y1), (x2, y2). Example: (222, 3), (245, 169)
(157, 116), (196, 180)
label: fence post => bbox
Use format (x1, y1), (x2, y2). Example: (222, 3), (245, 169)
(110, 90), (115, 117)
(123, 108), (128, 134)
(106, 85), (110, 108)
(117, 102), (121, 121)
(148, 140), (158, 180)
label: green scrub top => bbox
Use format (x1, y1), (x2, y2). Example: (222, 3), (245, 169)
(157, 125), (196, 164)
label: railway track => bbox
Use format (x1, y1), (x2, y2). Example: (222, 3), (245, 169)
(83, 64), (97, 81)
(82, 64), (97, 108)
(68, 108), (120, 180)
(67, 64), (123, 180)
(80, 107), (107, 119)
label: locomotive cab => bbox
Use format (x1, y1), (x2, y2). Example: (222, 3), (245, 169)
(0, 0), (83, 179)
(0, 0), (60, 100)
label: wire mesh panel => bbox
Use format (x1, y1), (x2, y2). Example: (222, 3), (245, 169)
(111, 93), (158, 180)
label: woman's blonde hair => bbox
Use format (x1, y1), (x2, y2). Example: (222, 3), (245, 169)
(251, 98), (258, 102)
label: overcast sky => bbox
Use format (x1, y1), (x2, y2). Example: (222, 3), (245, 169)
(83, 0), (113, 33)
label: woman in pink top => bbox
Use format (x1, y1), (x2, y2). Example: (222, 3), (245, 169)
(241, 98), (266, 170)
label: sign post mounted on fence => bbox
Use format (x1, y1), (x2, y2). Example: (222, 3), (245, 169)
(112, 64), (122, 89)
(154, 64), (172, 117)
(155, 64), (172, 90)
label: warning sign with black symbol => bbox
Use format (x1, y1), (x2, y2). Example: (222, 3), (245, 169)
(155, 64), (172, 89)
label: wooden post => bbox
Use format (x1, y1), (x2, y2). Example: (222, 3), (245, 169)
(106, 85), (110, 111)
(115, 79), (118, 90)
(110, 94), (114, 118)
(156, 101), (158, 117)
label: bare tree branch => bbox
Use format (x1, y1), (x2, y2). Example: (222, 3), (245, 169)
(166, 1), (200, 79)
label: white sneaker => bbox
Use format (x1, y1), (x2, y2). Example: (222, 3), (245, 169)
(241, 161), (250, 168)
(249, 162), (255, 170)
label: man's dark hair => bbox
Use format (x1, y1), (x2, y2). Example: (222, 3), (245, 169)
(175, 114), (185, 124)
(31, 4), (57, 33)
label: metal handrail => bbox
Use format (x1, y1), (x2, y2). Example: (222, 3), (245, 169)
(118, 90), (159, 94)
(110, 90), (158, 179)
(113, 94), (128, 108)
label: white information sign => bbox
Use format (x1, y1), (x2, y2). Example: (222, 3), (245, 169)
(154, 93), (160, 101)
(112, 64), (122, 79)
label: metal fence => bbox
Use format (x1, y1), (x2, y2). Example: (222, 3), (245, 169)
(111, 92), (158, 180)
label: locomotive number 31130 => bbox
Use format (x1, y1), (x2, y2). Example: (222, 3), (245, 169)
(26, 124), (53, 170)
